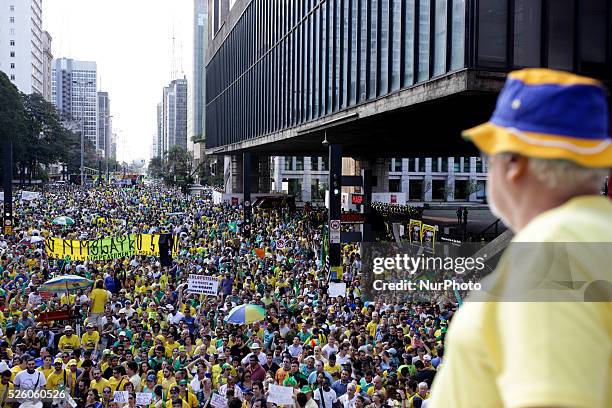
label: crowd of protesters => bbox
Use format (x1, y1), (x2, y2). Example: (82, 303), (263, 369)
(0, 184), (455, 408)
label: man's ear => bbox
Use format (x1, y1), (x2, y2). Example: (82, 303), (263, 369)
(505, 154), (529, 184)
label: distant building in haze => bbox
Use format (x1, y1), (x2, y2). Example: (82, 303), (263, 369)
(51, 58), (98, 151)
(160, 77), (188, 154)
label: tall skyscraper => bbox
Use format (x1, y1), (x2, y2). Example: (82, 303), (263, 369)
(188, 0), (208, 164)
(155, 103), (162, 158)
(0, 0), (44, 95)
(160, 77), (188, 155)
(51, 58), (98, 150)
(97, 92), (112, 159)
(42, 30), (53, 101)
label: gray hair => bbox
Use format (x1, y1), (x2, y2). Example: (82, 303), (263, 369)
(495, 153), (608, 192)
(528, 158), (608, 192)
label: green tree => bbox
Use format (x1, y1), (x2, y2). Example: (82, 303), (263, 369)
(163, 146), (196, 193)
(0, 71), (27, 178)
(148, 156), (163, 178)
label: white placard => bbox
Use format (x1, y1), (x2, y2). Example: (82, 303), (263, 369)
(328, 282), (347, 298)
(188, 274), (219, 296)
(21, 191), (41, 201)
(136, 392), (153, 405)
(276, 239), (285, 249)
(112, 391), (129, 404)
(211, 393), (228, 408)
(267, 384), (295, 406)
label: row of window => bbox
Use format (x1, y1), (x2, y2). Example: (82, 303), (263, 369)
(388, 157), (486, 173)
(207, 0), (467, 148)
(284, 156), (330, 171)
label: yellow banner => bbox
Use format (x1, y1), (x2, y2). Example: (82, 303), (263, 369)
(45, 238), (90, 261)
(45, 234), (179, 260)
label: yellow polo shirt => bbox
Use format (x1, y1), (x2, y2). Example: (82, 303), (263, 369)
(430, 196), (612, 408)
(90, 377), (110, 394)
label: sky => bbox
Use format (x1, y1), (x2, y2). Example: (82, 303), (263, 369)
(43, 0), (193, 163)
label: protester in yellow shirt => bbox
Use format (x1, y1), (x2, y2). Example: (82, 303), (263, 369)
(430, 69), (612, 408)
(0, 370), (14, 408)
(46, 359), (67, 390)
(81, 324), (100, 353)
(90, 368), (110, 394)
(88, 280), (110, 328)
(58, 326), (81, 353)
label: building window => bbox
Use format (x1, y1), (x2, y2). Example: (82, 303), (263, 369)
(417, 0), (431, 81)
(9, 29), (15, 35)
(9, 40), (14, 46)
(475, 157), (484, 173)
(478, 0), (508, 68)
(10, 5), (15, 12)
(453, 157), (461, 172)
(548, 0), (574, 70)
(10, 51), (15, 57)
(441, 158), (448, 172)
(394, 158), (402, 172)
(433, 0), (448, 76)
(296, 157), (304, 171)
(418, 159), (426, 172)
(311, 179), (327, 200)
(284, 157), (293, 171)
(10, 63), (14, 69)
(321, 158), (329, 171)
(513, 0), (541, 67)
(311, 156), (319, 171)
(10, 75), (15, 80)
(408, 158), (416, 172)
(9, 17), (15, 23)
(451, 0), (466, 70)
(432, 158), (439, 173)
(389, 179), (401, 193)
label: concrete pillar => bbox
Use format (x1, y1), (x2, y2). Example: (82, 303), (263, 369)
(401, 158), (410, 198)
(233, 155), (243, 193)
(224, 155), (233, 193)
(424, 158), (433, 202)
(372, 158), (390, 193)
(302, 157), (312, 202)
(447, 157), (455, 201)
(273, 156), (283, 192)
(468, 157), (478, 201)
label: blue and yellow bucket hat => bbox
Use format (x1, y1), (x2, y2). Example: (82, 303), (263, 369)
(463, 68), (611, 168)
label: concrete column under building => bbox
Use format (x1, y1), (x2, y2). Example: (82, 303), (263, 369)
(256, 156), (272, 193)
(424, 158), (433, 201)
(223, 155), (244, 194)
(372, 158), (390, 193)
(302, 157), (312, 202)
(447, 157), (455, 201)
(273, 156), (283, 192)
(401, 158), (410, 198)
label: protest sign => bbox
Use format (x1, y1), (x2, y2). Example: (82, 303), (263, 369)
(188, 274), (219, 296)
(135, 393), (152, 405)
(45, 237), (90, 261)
(112, 391), (129, 404)
(328, 282), (347, 298)
(21, 191), (41, 201)
(211, 393), (228, 408)
(88, 235), (134, 260)
(267, 385), (294, 406)
(45, 234), (179, 260)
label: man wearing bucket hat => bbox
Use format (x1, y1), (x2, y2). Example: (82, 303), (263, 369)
(430, 69), (612, 408)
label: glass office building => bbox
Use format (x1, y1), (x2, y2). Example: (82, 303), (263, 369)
(206, 0), (611, 151)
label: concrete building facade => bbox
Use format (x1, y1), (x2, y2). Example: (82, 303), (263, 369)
(51, 58), (98, 150)
(0, 0), (44, 95)
(97, 91), (112, 159)
(188, 0), (208, 170)
(160, 78), (188, 155)
(41, 30), (52, 101)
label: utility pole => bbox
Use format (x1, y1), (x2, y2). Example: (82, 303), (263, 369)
(2, 141), (13, 235)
